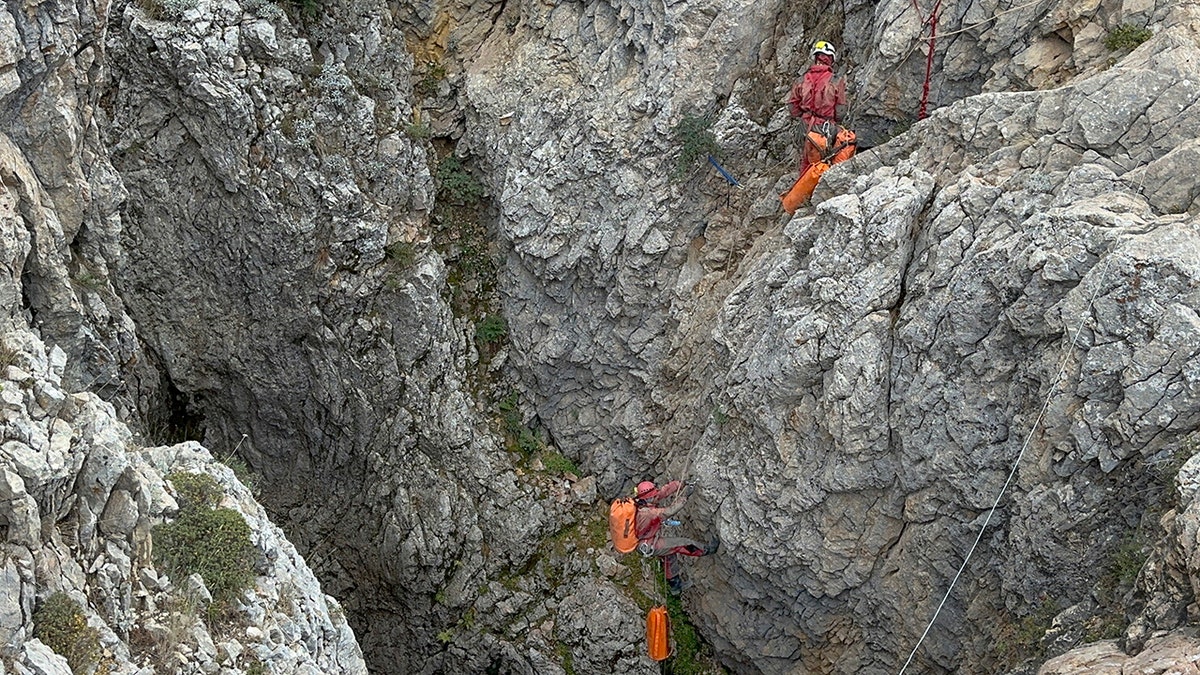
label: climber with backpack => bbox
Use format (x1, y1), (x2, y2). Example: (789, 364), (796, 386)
(781, 40), (858, 213)
(633, 480), (719, 595)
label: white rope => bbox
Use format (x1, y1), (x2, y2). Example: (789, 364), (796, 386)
(897, 251), (1116, 674)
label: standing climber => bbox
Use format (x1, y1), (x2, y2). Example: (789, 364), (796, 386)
(634, 480), (719, 595)
(788, 40), (848, 177)
(780, 40), (858, 213)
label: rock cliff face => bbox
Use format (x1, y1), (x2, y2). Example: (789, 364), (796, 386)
(3, 0), (1200, 672)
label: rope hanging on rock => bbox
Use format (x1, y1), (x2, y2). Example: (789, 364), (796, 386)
(918, 0), (943, 120)
(895, 253), (1118, 675)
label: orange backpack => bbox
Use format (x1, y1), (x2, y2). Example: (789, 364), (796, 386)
(609, 497), (639, 554)
(647, 605), (671, 661)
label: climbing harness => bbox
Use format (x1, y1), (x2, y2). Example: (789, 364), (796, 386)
(896, 253), (1117, 674)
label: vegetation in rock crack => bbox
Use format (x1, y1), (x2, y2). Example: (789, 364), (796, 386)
(33, 592), (101, 675)
(554, 641), (576, 675)
(0, 341), (18, 371)
(475, 314), (507, 347)
(415, 60), (448, 98)
(996, 596), (1060, 668)
(385, 241), (417, 271)
(498, 392), (545, 457)
(128, 592), (204, 670)
(540, 450), (579, 476)
(219, 453), (262, 498)
(405, 120), (433, 140)
(436, 155), (485, 205)
(73, 269), (106, 292)
(275, 0), (321, 20)
(1108, 537), (1147, 590)
(135, 0), (197, 20)
(243, 656), (267, 675)
(671, 114), (721, 180)
(1104, 24), (1153, 52)
(155, 472), (256, 604)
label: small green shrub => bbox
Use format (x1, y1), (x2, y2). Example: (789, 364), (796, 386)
(1110, 538), (1146, 588)
(166, 472), (223, 511)
(219, 454), (261, 498)
(671, 114), (721, 180)
(436, 156), (485, 205)
(156, 473), (256, 603)
(475, 314), (507, 346)
(516, 428), (544, 457)
(33, 593), (101, 675)
(541, 451), (578, 476)
(136, 0), (197, 20)
(0, 341), (18, 371)
(498, 392), (522, 433)
(385, 241), (417, 271)
(436, 628), (455, 644)
(276, 0), (320, 20)
(406, 121), (433, 140)
(1104, 24), (1152, 52)
(416, 61), (448, 98)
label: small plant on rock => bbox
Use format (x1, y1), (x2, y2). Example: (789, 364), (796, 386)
(0, 341), (18, 371)
(540, 451), (579, 476)
(415, 60), (448, 98)
(155, 472), (256, 604)
(436, 155), (485, 205)
(1104, 24), (1153, 52)
(475, 314), (507, 347)
(33, 592), (101, 675)
(671, 113), (721, 181)
(385, 241), (417, 271)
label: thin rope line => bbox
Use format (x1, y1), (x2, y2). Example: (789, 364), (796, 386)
(897, 251), (1116, 674)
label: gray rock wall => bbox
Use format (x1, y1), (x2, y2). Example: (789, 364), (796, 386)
(4, 0), (1195, 671)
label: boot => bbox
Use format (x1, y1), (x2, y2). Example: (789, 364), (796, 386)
(667, 575), (684, 596)
(704, 536), (720, 555)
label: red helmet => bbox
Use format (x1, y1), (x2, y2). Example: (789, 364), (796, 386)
(636, 481), (657, 499)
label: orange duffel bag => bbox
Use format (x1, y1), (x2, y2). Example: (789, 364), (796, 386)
(781, 161), (830, 214)
(647, 605), (671, 661)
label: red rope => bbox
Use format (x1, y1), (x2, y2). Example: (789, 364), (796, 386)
(918, 0), (943, 120)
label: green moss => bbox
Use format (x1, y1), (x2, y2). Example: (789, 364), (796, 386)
(671, 114), (721, 181)
(156, 473), (256, 603)
(33, 593), (101, 675)
(1104, 24), (1152, 52)
(555, 642), (576, 675)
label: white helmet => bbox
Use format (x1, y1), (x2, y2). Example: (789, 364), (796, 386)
(811, 41), (837, 61)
